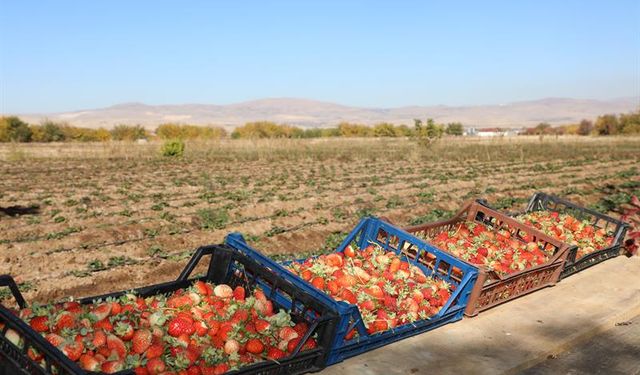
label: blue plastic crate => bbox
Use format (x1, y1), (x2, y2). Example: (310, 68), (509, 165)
(225, 217), (479, 366)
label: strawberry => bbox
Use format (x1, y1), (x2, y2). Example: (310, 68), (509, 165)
(131, 328), (152, 354)
(102, 360), (124, 373)
(29, 315), (49, 332)
(79, 353), (100, 371)
(232, 286), (245, 301)
(193, 281), (210, 296)
(224, 339), (240, 354)
(213, 364), (230, 375)
(339, 289), (357, 304)
(61, 341), (84, 361)
(93, 318), (113, 332)
(114, 322), (134, 341)
(106, 334), (126, 359)
(213, 284), (233, 298)
(45, 333), (65, 347)
(279, 326), (299, 342)
(267, 347), (286, 360)
(246, 338), (264, 354)
(254, 319), (270, 333)
(311, 277), (325, 290)
(146, 343), (164, 359)
(91, 330), (107, 348)
(54, 312), (75, 332)
(91, 303), (112, 321)
(343, 245), (356, 258)
(168, 317), (195, 337)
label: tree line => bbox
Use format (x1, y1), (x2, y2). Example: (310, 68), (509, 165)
(523, 110), (640, 136)
(1, 110), (638, 142)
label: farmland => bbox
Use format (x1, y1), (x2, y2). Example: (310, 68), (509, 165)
(1, 136), (639, 306)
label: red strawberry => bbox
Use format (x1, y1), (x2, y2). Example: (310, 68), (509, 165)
(193, 280), (210, 296)
(45, 333), (65, 347)
(54, 312), (75, 332)
(94, 318), (113, 332)
(146, 343), (164, 359)
(279, 326), (299, 342)
(132, 329), (152, 354)
(61, 341), (84, 361)
(29, 316), (49, 332)
(168, 317), (195, 337)
(79, 353), (100, 371)
(213, 364), (230, 375)
(233, 286), (245, 301)
(340, 289), (357, 304)
(91, 330), (107, 348)
(92, 303), (111, 321)
(267, 347), (287, 360)
(311, 277), (325, 290)
(254, 319), (270, 333)
(293, 322), (308, 336)
(101, 360), (124, 373)
(106, 334), (126, 359)
(246, 338), (264, 354)
(114, 322), (134, 341)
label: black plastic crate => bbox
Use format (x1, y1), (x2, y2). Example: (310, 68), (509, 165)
(480, 192), (629, 279)
(0, 245), (338, 375)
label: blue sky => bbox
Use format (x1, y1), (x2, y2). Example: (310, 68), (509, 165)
(1, 0), (638, 113)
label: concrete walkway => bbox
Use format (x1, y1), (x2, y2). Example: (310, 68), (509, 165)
(322, 256), (640, 375)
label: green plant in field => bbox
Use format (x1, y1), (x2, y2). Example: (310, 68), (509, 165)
(45, 226), (82, 240)
(322, 231), (348, 252)
(417, 190), (436, 203)
(107, 256), (138, 267)
(26, 216), (41, 225)
(409, 209), (453, 225)
(161, 139), (185, 157)
(386, 195), (404, 209)
(355, 207), (376, 218)
(197, 208), (229, 230)
(53, 216), (66, 223)
(493, 196), (528, 210)
(273, 209), (289, 217)
(88, 259), (106, 272)
(264, 226), (286, 237)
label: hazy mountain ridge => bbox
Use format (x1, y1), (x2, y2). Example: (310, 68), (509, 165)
(12, 97), (639, 130)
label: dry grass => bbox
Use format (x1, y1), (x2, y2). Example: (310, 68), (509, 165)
(1, 135), (639, 163)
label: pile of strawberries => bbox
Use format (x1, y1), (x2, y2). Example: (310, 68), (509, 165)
(426, 221), (554, 276)
(285, 244), (453, 337)
(6, 280), (316, 374)
(516, 211), (614, 259)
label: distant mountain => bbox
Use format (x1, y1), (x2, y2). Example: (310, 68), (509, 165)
(13, 97), (639, 130)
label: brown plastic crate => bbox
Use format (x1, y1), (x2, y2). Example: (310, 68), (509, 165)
(397, 201), (575, 316)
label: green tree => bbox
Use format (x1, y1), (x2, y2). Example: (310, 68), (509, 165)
(40, 120), (66, 142)
(577, 119), (593, 136)
(534, 122), (551, 135)
(337, 122), (372, 137)
(0, 116), (32, 142)
(445, 122), (464, 136)
(373, 123), (398, 137)
(594, 114), (619, 135)
(618, 111), (640, 134)
(111, 124), (148, 141)
(425, 119), (444, 138)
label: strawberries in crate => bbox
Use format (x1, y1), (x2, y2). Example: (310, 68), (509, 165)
(9, 280), (316, 374)
(285, 244), (453, 336)
(515, 211), (615, 259)
(425, 221), (556, 276)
